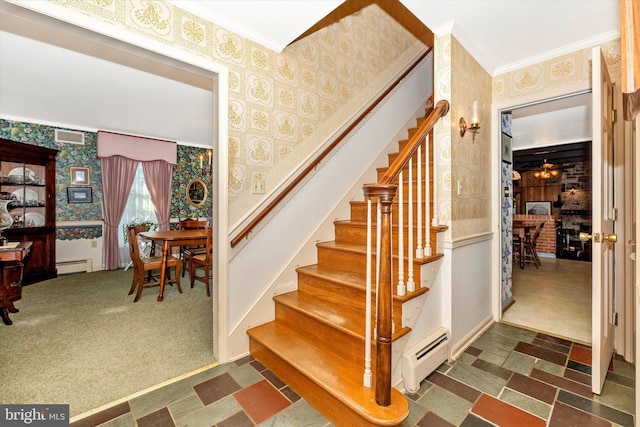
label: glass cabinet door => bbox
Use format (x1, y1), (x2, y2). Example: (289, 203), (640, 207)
(0, 161), (47, 229)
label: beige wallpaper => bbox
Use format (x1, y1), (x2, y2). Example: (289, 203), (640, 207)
(493, 40), (622, 104)
(434, 34), (493, 240)
(34, 1), (422, 225)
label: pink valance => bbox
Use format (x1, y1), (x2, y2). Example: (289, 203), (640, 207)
(97, 130), (177, 165)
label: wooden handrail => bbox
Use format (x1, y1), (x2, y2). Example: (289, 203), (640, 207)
(230, 49), (433, 247)
(362, 97), (449, 406)
(378, 99), (450, 185)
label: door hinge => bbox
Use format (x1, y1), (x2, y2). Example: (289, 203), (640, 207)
(611, 109), (617, 124)
(614, 312), (618, 326)
(612, 207), (618, 221)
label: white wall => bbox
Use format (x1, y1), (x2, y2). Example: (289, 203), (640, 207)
(56, 227), (103, 274)
(225, 53), (434, 360)
(442, 234), (494, 358)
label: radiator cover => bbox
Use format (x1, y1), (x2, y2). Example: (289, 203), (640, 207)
(401, 327), (450, 392)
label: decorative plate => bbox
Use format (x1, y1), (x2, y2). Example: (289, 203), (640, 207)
(12, 188), (38, 203)
(24, 212), (45, 227)
(8, 167), (38, 184)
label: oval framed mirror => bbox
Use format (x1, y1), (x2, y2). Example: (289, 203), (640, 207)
(186, 179), (208, 206)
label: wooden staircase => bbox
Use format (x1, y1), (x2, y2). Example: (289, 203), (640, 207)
(247, 100), (449, 426)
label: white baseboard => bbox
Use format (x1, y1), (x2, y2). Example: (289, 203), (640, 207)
(450, 315), (494, 360)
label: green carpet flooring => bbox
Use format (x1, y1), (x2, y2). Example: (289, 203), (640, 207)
(0, 268), (216, 417)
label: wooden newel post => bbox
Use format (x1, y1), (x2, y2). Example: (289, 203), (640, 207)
(363, 183), (397, 407)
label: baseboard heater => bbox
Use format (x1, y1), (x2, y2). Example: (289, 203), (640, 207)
(401, 327), (450, 393)
(56, 259), (93, 275)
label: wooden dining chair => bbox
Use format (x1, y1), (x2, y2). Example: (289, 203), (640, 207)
(127, 227), (182, 302)
(522, 222), (545, 268)
(185, 226), (212, 297)
(178, 218), (208, 277)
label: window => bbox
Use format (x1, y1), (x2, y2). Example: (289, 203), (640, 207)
(118, 163), (157, 266)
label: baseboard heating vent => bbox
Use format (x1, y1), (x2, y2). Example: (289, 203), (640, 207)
(401, 327), (450, 393)
(56, 258), (93, 275)
(55, 129), (85, 145)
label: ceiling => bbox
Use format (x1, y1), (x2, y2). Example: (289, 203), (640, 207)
(0, 0), (620, 148)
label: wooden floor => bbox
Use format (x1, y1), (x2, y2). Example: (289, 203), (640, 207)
(502, 257), (591, 343)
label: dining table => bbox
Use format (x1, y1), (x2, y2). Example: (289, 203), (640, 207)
(138, 229), (207, 301)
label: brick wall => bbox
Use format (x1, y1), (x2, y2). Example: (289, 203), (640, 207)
(513, 214), (557, 256)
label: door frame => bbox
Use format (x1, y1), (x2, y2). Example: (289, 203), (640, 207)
(492, 90), (631, 358)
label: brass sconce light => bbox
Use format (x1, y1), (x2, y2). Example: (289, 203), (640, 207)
(459, 101), (481, 141)
(198, 150), (212, 175)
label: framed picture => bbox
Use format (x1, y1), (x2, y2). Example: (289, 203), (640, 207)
(67, 187), (93, 204)
(70, 167), (90, 185)
(501, 133), (512, 163)
(525, 201), (551, 215)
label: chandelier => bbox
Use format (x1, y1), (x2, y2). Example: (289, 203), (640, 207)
(533, 159), (559, 179)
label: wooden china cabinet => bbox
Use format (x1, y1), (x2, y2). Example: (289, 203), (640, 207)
(0, 139), (58, 285)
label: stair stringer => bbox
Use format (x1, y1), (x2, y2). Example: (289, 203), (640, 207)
(391, 257), (447, 389)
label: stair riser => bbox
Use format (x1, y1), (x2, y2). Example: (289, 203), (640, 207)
(296, 274), (405, 326)
(335, 222), (436, 250)
(317, 246), (423, 284)
(297, 272), (366, 305)
(275, 303), (368, 367)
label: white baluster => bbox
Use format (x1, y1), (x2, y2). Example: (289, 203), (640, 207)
(397, 170), (405, 296)
(424, 138), (432, 257)
(363, 197), (372, 388)
(431, 137), (439, 227)
(407, 157), (415, 292)
(416, 144), (424, 259)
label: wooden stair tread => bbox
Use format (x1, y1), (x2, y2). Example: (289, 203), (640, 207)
(248, 322), (409, 425)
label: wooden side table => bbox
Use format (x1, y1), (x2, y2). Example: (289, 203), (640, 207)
(0, 241), (32, 325)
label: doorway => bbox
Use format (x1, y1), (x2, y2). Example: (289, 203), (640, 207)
(499, 94), (593, 343)
(0, 2), (229, 416)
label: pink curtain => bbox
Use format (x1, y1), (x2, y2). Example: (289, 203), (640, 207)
(97, 131), (177, 164)
(98, 131), (177, 268)
(101, 155), (138, 270)
(142, 160), (174, 231)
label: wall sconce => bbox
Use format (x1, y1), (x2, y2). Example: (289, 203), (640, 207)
(198, 150), (212, 175)
(459, 100), (481, 141)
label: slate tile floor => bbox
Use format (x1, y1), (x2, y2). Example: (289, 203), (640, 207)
(70, 323), (635, 426)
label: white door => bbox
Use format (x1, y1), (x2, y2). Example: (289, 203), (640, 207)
(589, 46), (616, 394)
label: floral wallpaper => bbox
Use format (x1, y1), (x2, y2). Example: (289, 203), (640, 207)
(493, 40), (622, 103)
(173, 146), (213, 219)
(0, 119), (103, 222)
(433, 34), (493, 239)
(17, 0), (421, 225)
(1, 118), (213, 239)
(501, 113), (513, 310)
